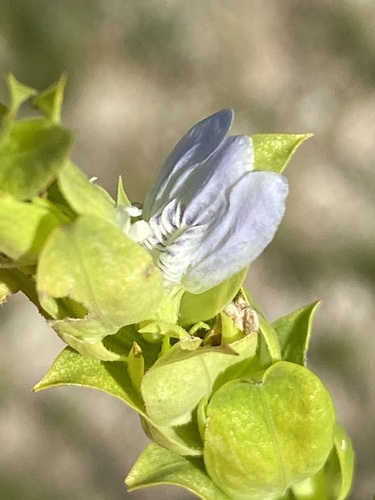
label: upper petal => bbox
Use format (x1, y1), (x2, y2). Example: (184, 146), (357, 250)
(182, 171), (289, 293)
(182, 135), (254, 226)
(143, 109), (234, 219)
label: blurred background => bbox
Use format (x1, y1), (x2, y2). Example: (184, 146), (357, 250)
(0, 0), (374, 498)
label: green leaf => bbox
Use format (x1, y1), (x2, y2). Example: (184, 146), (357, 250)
(140, 418), (203, 457)
(203, 361), (336, 500)
(7, 74), (37, 119)
(272, 302), (321, 366)
(45, 180), (77, 220)
(290, 468), (329, 500)
(0, 268), (43, 314)
(34, 343), (203, 457)
(0, 102), (9, 122)
(0, 194), (62, 263)
(141, 334), (258, 426)
(126, 443), (230, 500)
(103, 325), (161, 371)
(179, 269), (247, 326)
(53, 334), (124, 362)
(58, 161), (115, 221)
(117, 175), (131, 207)
(139, 321), (190, 341)
(290, 424), (354, 500)
(252, 134), (312, 174)
(0, 119), (73, 200)
(37, 215), (164, 346)
(241, 287), (281, 366)
(258, 315), (282, 365)
(33, 346), (146, 415)
(324, 423), (355, 500)
(277, 489), (298, 500)
(32, 74), (67, 123)
(127, 342), (145, 392)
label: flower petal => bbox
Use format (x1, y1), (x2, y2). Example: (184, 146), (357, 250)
(182, 135), (254, 225)
(182, 172), (288, 293)
(144, 109), (233, 219)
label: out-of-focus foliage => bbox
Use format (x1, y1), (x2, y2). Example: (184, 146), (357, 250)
(0, 1), (374, 499)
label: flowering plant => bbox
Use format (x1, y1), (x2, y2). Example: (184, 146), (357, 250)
(0, 76), (354, 499)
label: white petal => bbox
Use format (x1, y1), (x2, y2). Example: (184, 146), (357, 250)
(183, 172), (288, 293)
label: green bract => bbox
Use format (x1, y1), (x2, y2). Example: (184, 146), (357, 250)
(37, 214), (164, 351)
(0, 76), (354, 500)
(203, 362), (336, 499)
(0, 119), (73, 200)
(141, 333), (258, 426)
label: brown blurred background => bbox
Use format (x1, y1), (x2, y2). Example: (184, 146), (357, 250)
(0, 1), (374, 498)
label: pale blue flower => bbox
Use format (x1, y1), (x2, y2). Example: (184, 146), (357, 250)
(142, 109), (288, 294)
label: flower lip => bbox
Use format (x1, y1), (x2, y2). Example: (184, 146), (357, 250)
(142, 109), (289, 293)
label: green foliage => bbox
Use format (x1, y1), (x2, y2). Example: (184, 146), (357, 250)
(37, 214), (164, 347)
(272, 302), (321, 366)
(58, 161), (115, 220)
(6, 74), (37, 119)
(141, 334), (258, 426)
(0, 194), (62, 264)
(117, 175), (131, 207)
(289, 424), (354, 500)
(32, 73), (67, 122)
(203, 361), (335, 499)
(0, 119), (73, 200)
(252, 134), (312, 173)
(33, 345), (146, 415)
(126, 444), (231, 499)
(179, 269), (247, 325)
(2, 77), (354, 500)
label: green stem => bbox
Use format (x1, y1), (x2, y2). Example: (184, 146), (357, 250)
(0, 267), (50, 318)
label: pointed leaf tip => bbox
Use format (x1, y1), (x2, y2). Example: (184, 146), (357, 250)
(252, 133), (312, 173)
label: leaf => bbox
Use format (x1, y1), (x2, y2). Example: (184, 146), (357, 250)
(138, 321), (190, 341)
(252, 134), (312, 174)
(58, 161), (115, 221)
(53, 333), (124, 362)
(0, 194), (62, 263)
(140, 418), (203, 457)
(0, 119), (73, 200)
(0, 268), (42, 312)
(127, 342), (144, 392)
(117, 175), (131, 207)
(7, 74), (37, 119)
(324, 423), (355, 500)
(34, 344), (203, 457)
(33, 346), (146, 415)
(179, 269), (247, 326)
(272, 302), (321, 366)
(32, 74), (67, 123)
(36, 215), (164, 345)
(241, 287), (281, 365)
(0, 102), (9, 122)
(103, 325), (161, 371)
(290, 423), (354, 500)
(290, 468), (329, 500)
(203, 361), (336, 500)
(141, 334), (258, 426)
(126, 443), (230, 500)
(258, 315), (282, 365)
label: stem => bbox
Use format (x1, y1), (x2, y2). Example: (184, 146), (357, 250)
(0, 267), (51, 318)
